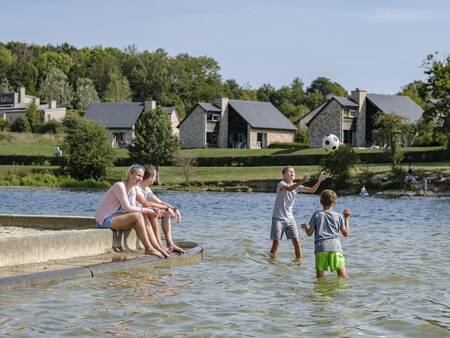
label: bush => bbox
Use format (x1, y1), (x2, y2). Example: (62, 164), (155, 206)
(40, 120), (63, 134)
(294, 127), (309, 144)
(0, 119), (10, 131)
(321, 145), (359, 187)
(11, 117), (31, 133)
(61, 119), (115, 180)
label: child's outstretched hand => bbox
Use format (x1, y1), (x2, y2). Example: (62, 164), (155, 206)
(343, 208), (352, 218)
(302, 173), (310, 182)
(318, 171), (329, 182)
(299, 223), (308, 233)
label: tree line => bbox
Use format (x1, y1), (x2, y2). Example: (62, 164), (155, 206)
(0, 41), (351, 122)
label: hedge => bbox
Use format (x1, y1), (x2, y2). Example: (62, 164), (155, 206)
(0, 149), (447, 167)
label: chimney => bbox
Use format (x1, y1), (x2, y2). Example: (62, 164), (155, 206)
(144, 100), (156, 112)
(215, 97), (229, 148)
(19, 86), (26, 103)
(350, 88), (367, 110)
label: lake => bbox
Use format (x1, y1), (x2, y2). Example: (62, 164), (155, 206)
(0, 188), (449, 337)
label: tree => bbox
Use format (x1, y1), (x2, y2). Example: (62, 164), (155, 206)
(0, 46), (15, 79)
(75, 78), (99, 110)
(25, 102), (43, 133)
(128, 106), (179, 184)
(423, 53), (450, 153)
(40, 67), (74, 107)
(372, 112), (411, 169)
(397, 80), (429, 109)
(61, 119), (115, 180)
(307, 77), (347, 97)
(104, 72), (131, 102)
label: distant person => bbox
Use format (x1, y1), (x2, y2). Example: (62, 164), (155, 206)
(270, 166), (328, 260)
(437, 172), (445, 183)
(94, 164), (169, 258)
(360, 185), (369, 197)
(136, 165), (185, 254)
(54, 147), (62, 157)
(301, 190), (351, 278)
(404, 169), (417, 185)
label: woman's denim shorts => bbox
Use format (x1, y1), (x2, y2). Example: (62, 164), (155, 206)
(96, 214), (115, 229)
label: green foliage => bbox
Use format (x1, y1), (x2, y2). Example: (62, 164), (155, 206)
(74, 78), (99, 110)
(321, 145), (359, 187)
(397, 80), (429, 109)
(423, 53), (450, 153)
(307, 77), (347, 97)
(25, 102), (43, 133)
(40, 67), (74, 107)
(40, 119), (63, 134)
(372, 112), (411, 168)
(0, 118), (10, 131)
(61, 119), (115, 180)
(267, 142), (308, 150)
(11, 116), (31, 133)
(128, 106), (179, 168)
(104, 72), (131, 102)
(294, 126), (309, 144)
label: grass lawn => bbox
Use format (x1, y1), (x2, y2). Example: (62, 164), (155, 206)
(0, 132), (62, 156)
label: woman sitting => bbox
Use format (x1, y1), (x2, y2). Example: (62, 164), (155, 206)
(95, 164), (169, 258)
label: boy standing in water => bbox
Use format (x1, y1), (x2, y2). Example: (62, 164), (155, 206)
(301, 190), (351, 278)
(270, 166), (328, 260)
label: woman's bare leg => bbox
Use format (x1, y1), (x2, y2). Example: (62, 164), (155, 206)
(111, 212), (163, 258)
(161, 211), (185, 253)
(144, 216), (170, 257)
(147, 214), (164, 248)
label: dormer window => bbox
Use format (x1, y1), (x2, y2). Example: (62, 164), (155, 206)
(344, 109), (356, 118)
(207, 113), (219, 121)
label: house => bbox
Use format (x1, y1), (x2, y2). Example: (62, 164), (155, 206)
(0, 86), (66, 123)
(84, 101), (180, 147)
(297, 88), (424, 147)
(179, 98), (297, 149)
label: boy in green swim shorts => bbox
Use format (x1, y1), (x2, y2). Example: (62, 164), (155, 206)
(301, 190), (351, 278)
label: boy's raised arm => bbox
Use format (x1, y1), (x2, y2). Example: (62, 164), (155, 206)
(300, 172), (328, 193)
(341, 208), (351, 237)
(282, 174), (310, 192)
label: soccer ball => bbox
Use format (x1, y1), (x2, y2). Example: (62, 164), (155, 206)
(322, 134), (340, 152)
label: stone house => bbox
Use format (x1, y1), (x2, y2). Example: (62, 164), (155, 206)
(84, 101), (180, 147)
(179, 98), (297, 149)
(0, 86), (66, 124)
(297, 88), (424, 147)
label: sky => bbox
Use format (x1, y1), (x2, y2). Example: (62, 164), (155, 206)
(1, 0), (449, 94)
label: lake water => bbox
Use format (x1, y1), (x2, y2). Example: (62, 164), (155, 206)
(0, 188), (449, 337)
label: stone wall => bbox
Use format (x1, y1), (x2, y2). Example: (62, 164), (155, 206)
(170, 112), (180, 137)
(308, 100), (342, 147)
(43, 108), (66, 122)
(248, 128), (295, 148)
(180, 106), (206, 148)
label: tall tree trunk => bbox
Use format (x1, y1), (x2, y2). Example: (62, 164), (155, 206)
(155, 164), (160, 185)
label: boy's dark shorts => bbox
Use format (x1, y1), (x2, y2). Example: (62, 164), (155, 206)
(270, 217), (299, 240)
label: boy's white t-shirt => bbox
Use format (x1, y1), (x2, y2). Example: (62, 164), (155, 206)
(135, 185), (156, 206)
(272, 180), (304, 220)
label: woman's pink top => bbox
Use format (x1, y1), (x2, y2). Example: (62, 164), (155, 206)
(95, 182), (142, 224)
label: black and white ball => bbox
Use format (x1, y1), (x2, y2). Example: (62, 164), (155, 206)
(322, 134), (340, 152)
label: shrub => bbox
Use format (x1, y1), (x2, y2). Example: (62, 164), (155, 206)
(321, 145), (359, 187)
(11, 117), (31, 133)
(40, 120), (63, 134)
(0, 119), (10, 131)
(61, 119), (115, 180)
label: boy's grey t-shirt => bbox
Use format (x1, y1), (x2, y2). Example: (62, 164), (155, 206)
(309, 210), (344, 253)
(272, 180), (304, 220)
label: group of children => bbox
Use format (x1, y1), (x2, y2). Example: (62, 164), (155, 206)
(270, 166), (351, 278)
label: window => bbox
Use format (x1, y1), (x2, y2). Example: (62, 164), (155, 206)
(206, 132), (218, 146)
(344, 109), (356, 118)
(207, 113), (219, 121)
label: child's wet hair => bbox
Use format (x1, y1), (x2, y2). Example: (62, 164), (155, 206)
(282, 166), (294, 174)
(143, 165), (156, 180)
(320, 189), (337, 207)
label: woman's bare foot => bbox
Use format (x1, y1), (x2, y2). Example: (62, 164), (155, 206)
(144, 249), (164, 258)
(168, 244), (185, 254)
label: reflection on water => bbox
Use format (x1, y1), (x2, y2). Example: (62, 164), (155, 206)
(0, 188), (449, 336)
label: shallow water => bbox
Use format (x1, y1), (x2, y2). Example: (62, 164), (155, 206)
(0, 188), (449, 337)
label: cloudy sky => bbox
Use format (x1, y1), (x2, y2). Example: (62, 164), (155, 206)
(2, 0), (449, 94)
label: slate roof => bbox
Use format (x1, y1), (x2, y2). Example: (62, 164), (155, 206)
(84, 102), (144, 128)
(198, 102), (221, 112)
(367, 94), (423, 123)
(228, 99), (297, 131)
(332, 96), (358, 108)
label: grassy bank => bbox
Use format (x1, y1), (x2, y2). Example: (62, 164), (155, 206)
(1, 162), (449, 192)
